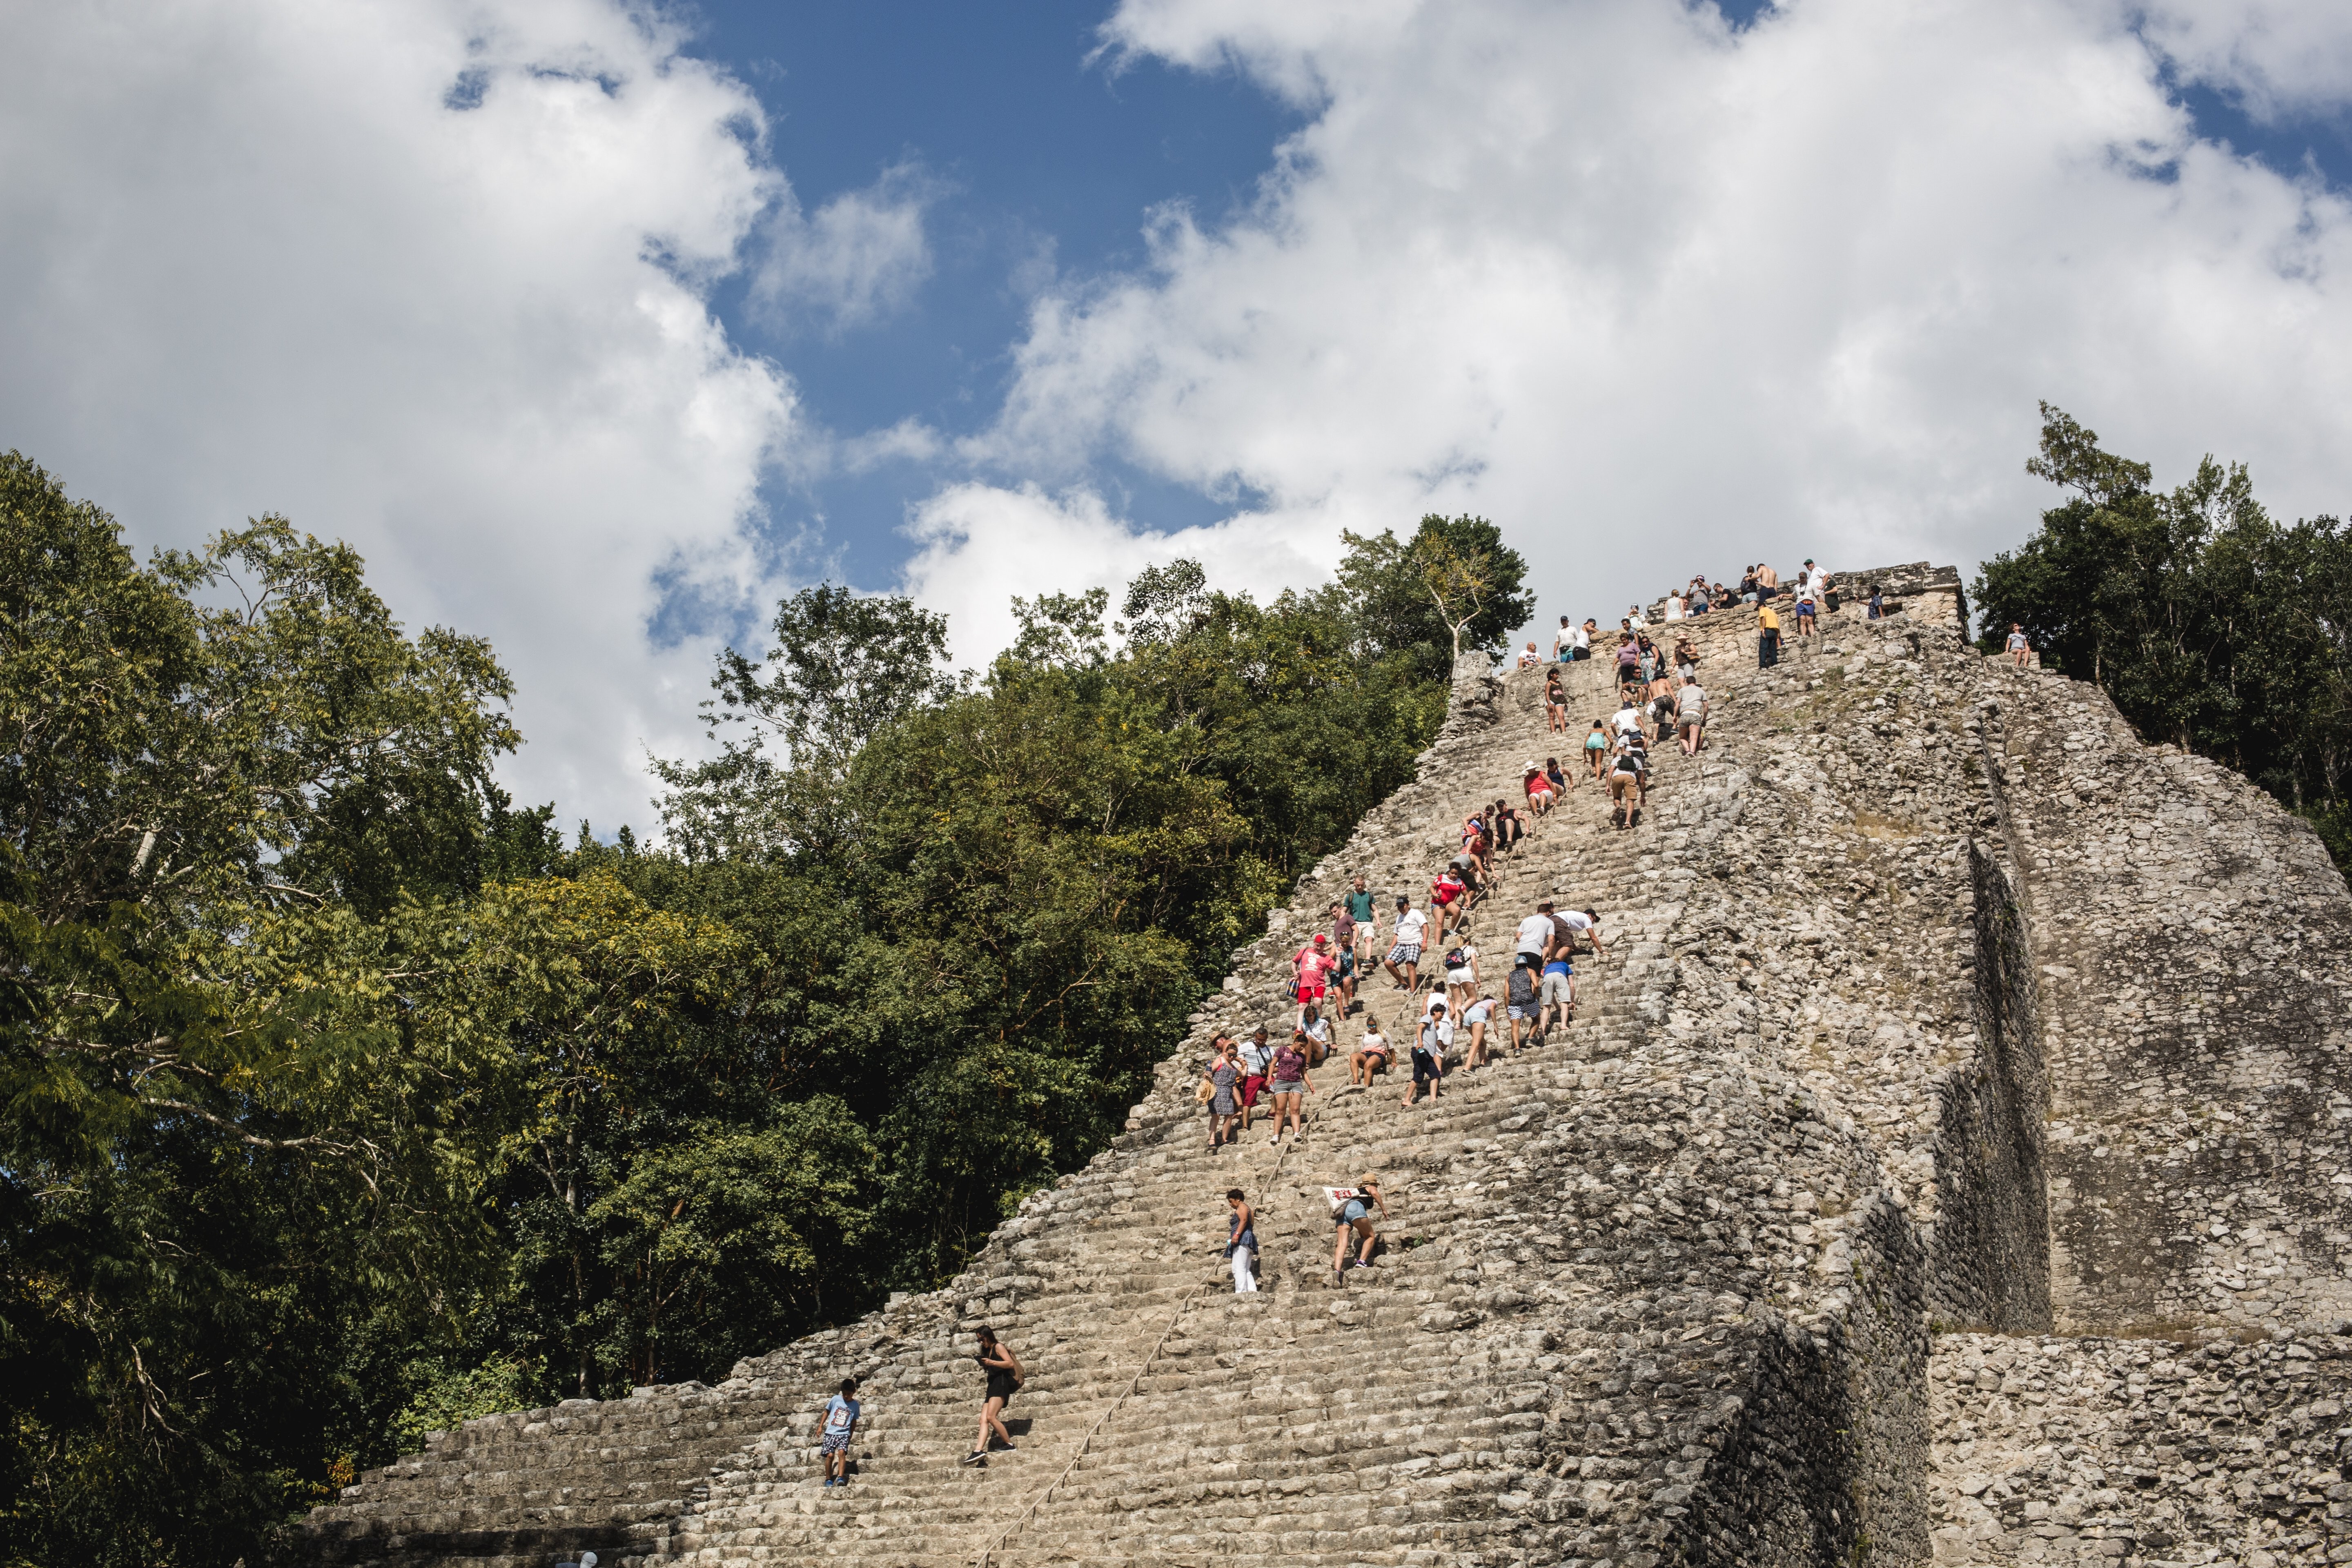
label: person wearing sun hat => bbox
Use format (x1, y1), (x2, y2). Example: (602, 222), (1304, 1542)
(1523, 760), (1555, 815)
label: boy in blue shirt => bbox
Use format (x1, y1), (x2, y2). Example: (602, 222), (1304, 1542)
(820, 1376), (860, 1487)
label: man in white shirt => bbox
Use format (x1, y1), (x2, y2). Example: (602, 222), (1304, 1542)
(1552, 616), (1575, 663)
(1610, 699), (1644, 739)
(1383, 895), (1430, 993)
(1514, 904), (1556, 965)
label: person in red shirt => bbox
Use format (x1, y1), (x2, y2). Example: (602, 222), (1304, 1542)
(1292, 933), (1339, 1018)
(1429, 868), (1468, 940)
(1523, 762), (1555, 815)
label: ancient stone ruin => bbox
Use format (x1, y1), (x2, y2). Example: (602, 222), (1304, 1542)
(290, 564), (2352, 1568)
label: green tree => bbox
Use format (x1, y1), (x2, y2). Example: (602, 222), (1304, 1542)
(1336, 514), (1533, 677)
(1976, 405), (2352, 866)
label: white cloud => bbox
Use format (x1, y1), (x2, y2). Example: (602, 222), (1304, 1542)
(930, 0), (2352, 641)
(900, 482), (1350, 669)
(0, 0), (806, 831)
(2135, 1), (2352, 119)
(752, 163), (939, 334)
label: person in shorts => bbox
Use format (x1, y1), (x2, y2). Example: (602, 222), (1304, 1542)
(1428, 866), (1466, 937)
(819, 1376), (860, 1487)
(962, 1327), (1022, 1467)
(1384, 896), (1428, 991)
(1525, 761), (1555, 814)
(1458, 991), (1497, 1069)
(1344, 875), (1379, 968)
(1546, 755), (1572, 798)
(1586, 721), (1610, 780)
(1675, 673), (1708, 756)
(1608, 733), (1646, 829)
(2007, 623), (2031, 666)
(1268, 1032), (1312, 1143)
(1537, 944), (1573, 1043)
(1442, 935), (1479, 1013)
(1296, 1003), (1334, 1068)
(1350, 1015), (1392, 1086)
(1506, 955), (1539, 1052)
(1236, 1027), (1272, 1134)
(1330, 1174), (1386, 1278)
(1291, 933), (1337, 1021)
(1403, 1000), (1450, 1107)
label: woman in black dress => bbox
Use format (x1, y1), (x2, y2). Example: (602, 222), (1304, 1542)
(963, 1325), (1023, 1466)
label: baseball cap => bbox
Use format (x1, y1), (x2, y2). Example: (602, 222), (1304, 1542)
(1312, 933), (1328, 946)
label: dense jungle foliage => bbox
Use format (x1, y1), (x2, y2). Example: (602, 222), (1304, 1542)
(1976, 404), (2352, 868)
(0, 450), (1529, 1566)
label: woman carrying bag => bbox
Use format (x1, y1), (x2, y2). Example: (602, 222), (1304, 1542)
(962, 1326), (1024, 1466)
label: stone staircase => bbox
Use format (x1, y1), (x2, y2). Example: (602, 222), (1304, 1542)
(288, 566), (2352, 1568)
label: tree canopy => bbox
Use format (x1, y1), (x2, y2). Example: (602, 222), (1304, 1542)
(0, 458), (1482, 1566)
(1975, 404), (2352, 866)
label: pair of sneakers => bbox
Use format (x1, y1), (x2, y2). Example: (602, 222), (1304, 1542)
(823, 1474), (850, 1488)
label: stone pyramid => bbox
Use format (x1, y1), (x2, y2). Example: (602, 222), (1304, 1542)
(288, 566), (2352, 1568)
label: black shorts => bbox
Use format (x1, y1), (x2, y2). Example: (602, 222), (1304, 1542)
(986, 1374), (1018, 1404)
(1411, 1049), (1441, 1084)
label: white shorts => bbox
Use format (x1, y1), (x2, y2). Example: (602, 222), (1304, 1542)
(1446, 967), (1474, 984)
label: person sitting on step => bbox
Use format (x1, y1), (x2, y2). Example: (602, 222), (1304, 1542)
(1349, 1015), (1392, 1086)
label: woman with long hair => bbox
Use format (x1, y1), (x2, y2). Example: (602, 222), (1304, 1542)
(962, 1326), (1024, 1467)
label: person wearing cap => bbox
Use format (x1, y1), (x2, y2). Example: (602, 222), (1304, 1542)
(1551, 615), (1577, 664)
(1291, 932), (1339, 1021)
(1523, 761), (1555, 815)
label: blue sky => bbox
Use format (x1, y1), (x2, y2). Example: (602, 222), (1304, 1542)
(674, 0), (2352, 620)
(7, 0), (2352, 828)
(680, 1), (1304, 589)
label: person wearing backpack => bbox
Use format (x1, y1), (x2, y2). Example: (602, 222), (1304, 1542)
(962, 1326), (1023, 1467)
(1441, 935), (1479, 1015)
(1505, 953), (1539, 1052)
